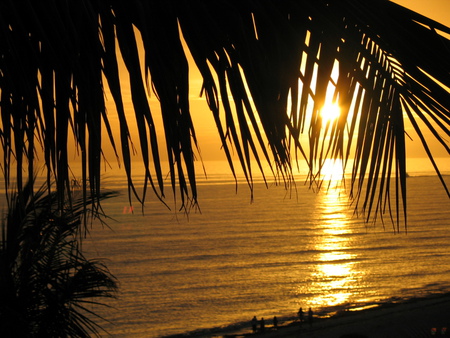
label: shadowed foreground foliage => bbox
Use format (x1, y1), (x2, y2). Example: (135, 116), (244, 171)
(0, 0), (449, 225)
(0, 184), (118, 337)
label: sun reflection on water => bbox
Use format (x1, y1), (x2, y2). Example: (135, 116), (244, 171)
(308, 187), (361, 308)
(321, 158), (344, 181)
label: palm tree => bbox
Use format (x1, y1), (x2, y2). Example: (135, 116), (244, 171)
(0, 0), (449, 225)
(0, 182), (118, 337)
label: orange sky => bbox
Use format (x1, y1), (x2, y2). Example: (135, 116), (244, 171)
(188, 0), (450, 162)
(100, 1), (450, 171)
(393, 0), (450, 24)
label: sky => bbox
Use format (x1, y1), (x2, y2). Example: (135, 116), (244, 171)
(393, 0), (450, 24)
(100, 0), (450, 174)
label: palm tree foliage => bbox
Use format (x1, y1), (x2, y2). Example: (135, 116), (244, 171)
(0, 183), (118, 337)
(0, 0), (449, 224)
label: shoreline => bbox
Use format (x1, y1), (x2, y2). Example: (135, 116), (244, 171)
(218, 293), (450, 338)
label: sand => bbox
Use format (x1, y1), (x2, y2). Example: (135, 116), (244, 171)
(224, 293), (450, 338)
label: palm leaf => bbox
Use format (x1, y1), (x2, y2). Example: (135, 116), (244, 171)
(0, 0), (449, 225)
(0, 181), (118, 337)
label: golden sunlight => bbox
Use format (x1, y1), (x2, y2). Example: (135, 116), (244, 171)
(321, 158), (344, 181)
(321, 101), (341, 125)
(306, 186), (362, 307)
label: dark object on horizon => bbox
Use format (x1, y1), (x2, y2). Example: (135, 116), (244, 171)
(260, 317), (265, 332)
(273, 316), (278, 329)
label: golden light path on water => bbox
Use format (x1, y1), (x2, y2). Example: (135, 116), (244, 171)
(308, 164), (361, 308)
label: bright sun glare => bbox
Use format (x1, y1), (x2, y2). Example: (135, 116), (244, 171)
(321, 102), (341, 125)
(322, 158), (344, 181)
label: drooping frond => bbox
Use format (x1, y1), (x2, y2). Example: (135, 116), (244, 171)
(0, 0), (449, 225)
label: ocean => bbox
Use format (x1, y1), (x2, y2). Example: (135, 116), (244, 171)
(79, 159), (450, 337)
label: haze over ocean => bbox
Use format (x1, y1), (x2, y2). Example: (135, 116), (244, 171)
(78, 159), (450, 337)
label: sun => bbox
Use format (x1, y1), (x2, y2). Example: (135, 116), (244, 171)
(321, 102), (341, 125)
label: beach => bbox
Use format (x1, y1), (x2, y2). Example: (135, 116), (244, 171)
(227, 294), (450, 337)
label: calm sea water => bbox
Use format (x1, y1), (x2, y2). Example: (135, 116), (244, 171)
(81, 160), (450, 337)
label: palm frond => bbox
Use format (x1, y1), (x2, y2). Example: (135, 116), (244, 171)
(0, 0), (449, 225)
(0, 181), (118, 337)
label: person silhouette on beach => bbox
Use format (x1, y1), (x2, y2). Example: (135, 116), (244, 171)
(251, 316), (257, 333)
(273, 316), (278, 329)
(298, 307), (304, 326)
(308, 307), (313, 327)
(260, 317), (265, 332)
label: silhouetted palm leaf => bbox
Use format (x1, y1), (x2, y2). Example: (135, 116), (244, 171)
(0, 0), (449, 225)
(0, 182), (118, 337)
